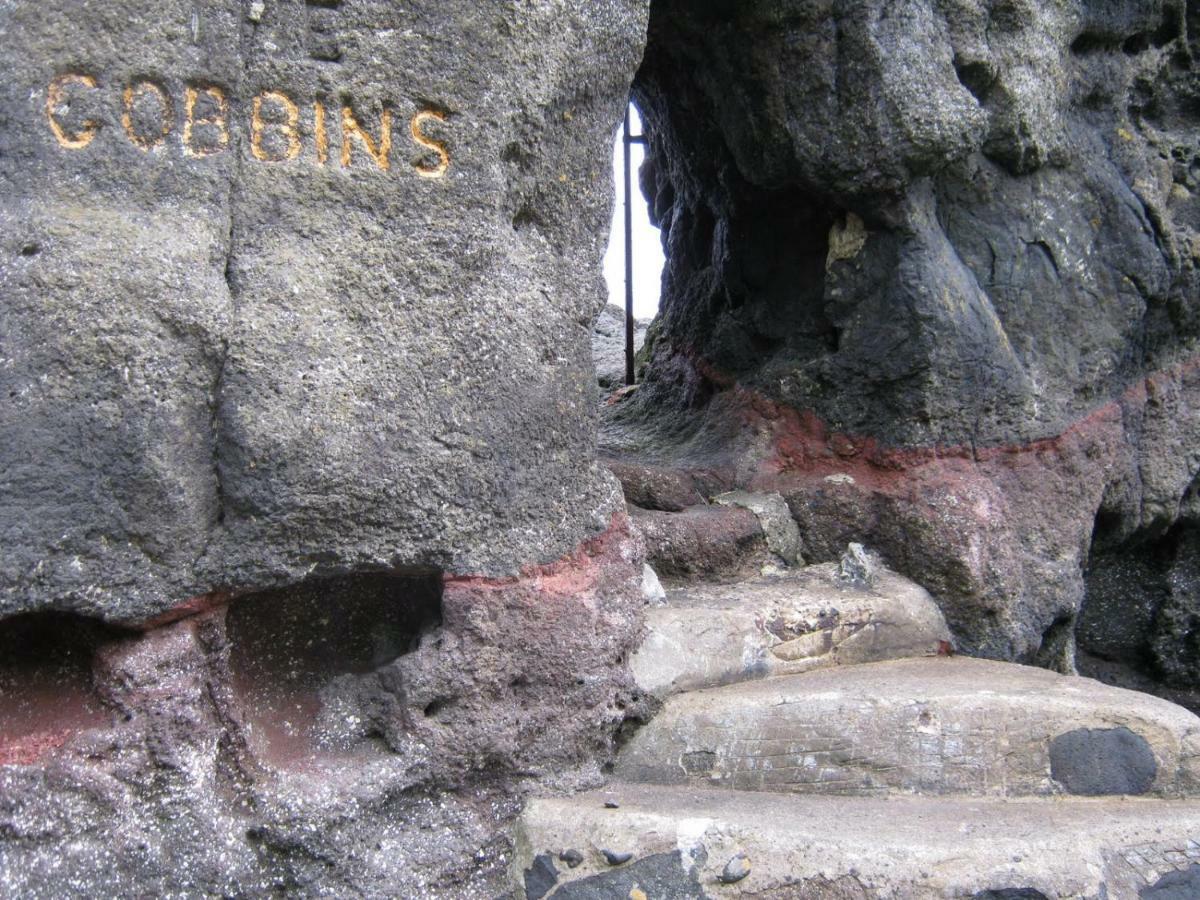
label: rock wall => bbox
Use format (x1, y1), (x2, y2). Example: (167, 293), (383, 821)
(611, 0), (1200, 676)
(0, 1), (649, 896)
(2, 0), (645, 623)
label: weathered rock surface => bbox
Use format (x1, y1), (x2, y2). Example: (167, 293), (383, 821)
(0, 517), (647, 898)
(630, 564), (951, 699)
(592, 302), (650, 390)
(0, 1), (649, 896)
(1, 0), (646, 624)
(1080, 516), (1200, 714)
(514, 786), (1200, 899)
(617, 657), (1200, 798)
(600, 0), (1200, 683)
(630, 503), (767, 581)
(712, 490), (805, 566)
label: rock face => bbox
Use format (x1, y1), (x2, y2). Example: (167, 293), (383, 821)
(2, 0), (645, 624)
(592, 302), (650, 390)
(0, 1), (649, 896)
(606, 0), (1200, 680)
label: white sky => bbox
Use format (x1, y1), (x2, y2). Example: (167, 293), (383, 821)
(602, 105), (665, 320)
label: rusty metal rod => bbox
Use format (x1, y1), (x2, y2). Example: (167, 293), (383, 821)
(623, 106), (635, 387)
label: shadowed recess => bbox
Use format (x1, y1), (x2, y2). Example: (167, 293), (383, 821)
(226, 571), (443, 764)
(0, 612), (126, 765)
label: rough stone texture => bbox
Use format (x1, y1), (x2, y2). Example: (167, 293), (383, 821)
(514, 786), (1200, 898)
(1142, 864), (1200, 899)
(0, 2), (652, 895)
(617, 658), (1200, 798)
(592, 302), (650, 391)
(1, 0), (647, 625)
(598, 0), (1200, 681)
(1050, 726), (1160, 797)
(525, 850), (707, 899)
(630, 564), (951, 699)
(713, 490), (805, 566)
(630, 503), (767, 581)
(606, 458), (706, 512)
(0, 517), (647, 898)
(1079, 517), (1200, 714)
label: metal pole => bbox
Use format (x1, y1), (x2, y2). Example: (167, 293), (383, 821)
(623, 106), (635, 387)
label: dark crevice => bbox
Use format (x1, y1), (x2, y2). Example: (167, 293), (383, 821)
(1077, 509), (1200, 713)
(226, 571), (443, 764)
(0, 612), (131, 765)
(953, 56), (996, 105)
(1071, 31), (1119, 56)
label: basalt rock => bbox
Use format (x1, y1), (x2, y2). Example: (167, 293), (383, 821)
(0, 1), (649, 897)
(1, 0), (646, 624)
(605, 0), (1200, 675)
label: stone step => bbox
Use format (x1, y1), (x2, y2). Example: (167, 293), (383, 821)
(513, 785), (1200, 899)
(631, 564), (952, 699)
(630, 503), (769, 582)
(617, 657), (1200, 799)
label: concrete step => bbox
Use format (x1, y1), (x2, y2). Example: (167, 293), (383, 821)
(513, 784), (1200, 899)
(617, 657), (1200, 799)
(631, 564), (952, 699)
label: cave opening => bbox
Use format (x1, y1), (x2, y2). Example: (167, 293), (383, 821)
(596, 9), (841, 473)
(597, 100), (665, 392)
(0, 611), (127, 765)
(226, 570), (443, 765)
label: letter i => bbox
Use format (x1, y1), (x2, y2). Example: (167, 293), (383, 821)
(314, 100), (328, 166)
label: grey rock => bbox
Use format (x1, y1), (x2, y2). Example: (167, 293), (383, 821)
(593, 303), (650, 391)
(641, 563), (667, 606)
(631, 504), (767, 581)
(524, 854), (559, 900)
(1050, 727), (1159, 797)
(1142, 865), (1200, 899)
(1, 0), (647, 626)
(626, 0), (1196, 448)
(515, 786), (1200, 898)
(837, 543), (875, 587)
(630, 564), (952, 699)
(719, 852), (751, 885)
(600, 849), (632, 866)
(714, 491), (805, 567)
(598, 0), (1200, 679)
(0, 4), (651, 896)
(617, 658), (1200, 798)
(607, 459), (705, 512)
(549, 850), (708, 899)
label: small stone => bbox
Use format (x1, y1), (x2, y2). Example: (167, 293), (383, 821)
(559, 849), (584, 868)
(602, 849), (633, 865)
(604, 800), (620, 809)
(720, 852), (751, 884)
(642, 564), (667, 606)
(247, 1), (265, 22)
(837, 542), (876, 587)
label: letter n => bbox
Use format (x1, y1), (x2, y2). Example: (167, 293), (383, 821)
(341, 103), (392, 171)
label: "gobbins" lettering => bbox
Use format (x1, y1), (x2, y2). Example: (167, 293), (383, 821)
(45, 73), (452, 178)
